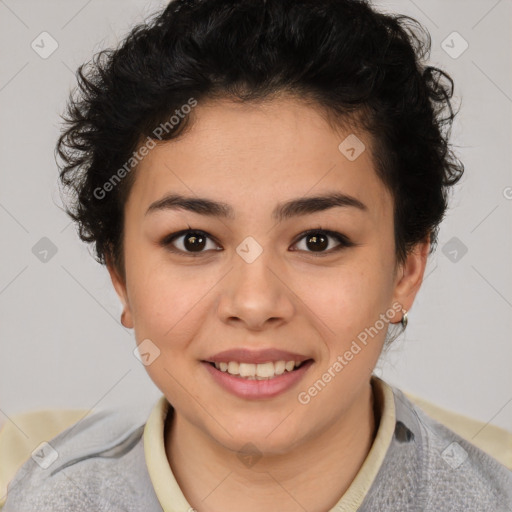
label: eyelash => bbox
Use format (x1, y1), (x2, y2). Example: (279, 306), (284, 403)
(160, 227), (355, 258)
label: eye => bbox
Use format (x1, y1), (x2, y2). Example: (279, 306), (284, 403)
(161, 228), (221, 257)
(160, 227), (354, 257)
(291, 228), (354, 256)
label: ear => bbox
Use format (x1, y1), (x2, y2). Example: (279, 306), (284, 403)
(390, 234), (431, 323)
(106, 255), (134, 329)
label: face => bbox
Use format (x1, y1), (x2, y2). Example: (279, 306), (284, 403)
(108, 96), (428, 455)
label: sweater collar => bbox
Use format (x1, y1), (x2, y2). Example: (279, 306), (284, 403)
(144, 375), (399, 512)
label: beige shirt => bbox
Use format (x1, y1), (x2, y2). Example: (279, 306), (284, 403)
(143, 376), (397, 512)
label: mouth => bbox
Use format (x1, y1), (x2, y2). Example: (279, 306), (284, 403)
(201, 358), (315, 399)
(203, 359), (313, 380)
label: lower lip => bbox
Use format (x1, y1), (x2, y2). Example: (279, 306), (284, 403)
(201, 360), (314, 399)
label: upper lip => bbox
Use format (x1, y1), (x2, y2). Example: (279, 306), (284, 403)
(204, 348), (313, 365)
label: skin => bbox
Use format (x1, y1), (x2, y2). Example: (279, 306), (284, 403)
(107, 96), (429, 512)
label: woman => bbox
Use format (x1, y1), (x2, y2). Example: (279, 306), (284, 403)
(4, 0), (511, 510)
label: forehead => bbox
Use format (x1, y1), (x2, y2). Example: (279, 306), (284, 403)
(127, 97), (392, 223)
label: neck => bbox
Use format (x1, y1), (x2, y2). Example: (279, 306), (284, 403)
(165, 379), (379, 512)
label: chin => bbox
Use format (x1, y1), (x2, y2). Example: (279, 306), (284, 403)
(211, 421), (306, 458)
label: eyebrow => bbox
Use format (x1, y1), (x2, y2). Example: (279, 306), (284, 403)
(145, 191), (368, 222)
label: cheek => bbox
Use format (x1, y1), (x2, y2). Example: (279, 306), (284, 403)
(126, 256), (214, 350)
(305, 261), (384, 322)
(128, 270), (204, 396)
(301, 259), (391, 361)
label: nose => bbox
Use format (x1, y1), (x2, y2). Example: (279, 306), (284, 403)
(216, 248), (295, 331)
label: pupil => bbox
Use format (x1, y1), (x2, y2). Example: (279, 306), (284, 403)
(307, 232), (328, 252)
(184, 232), (206, 251)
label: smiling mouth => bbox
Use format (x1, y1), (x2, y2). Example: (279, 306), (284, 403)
(204, 359), (314, 380)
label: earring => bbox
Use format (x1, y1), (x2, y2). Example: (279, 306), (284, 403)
(401, 309), (408, 329)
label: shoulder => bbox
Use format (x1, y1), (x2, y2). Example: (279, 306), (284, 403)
(391, 385), (512, 511)
(2, 403), (161, 512)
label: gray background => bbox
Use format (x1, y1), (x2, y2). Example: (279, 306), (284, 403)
(0, 0), (511, 434)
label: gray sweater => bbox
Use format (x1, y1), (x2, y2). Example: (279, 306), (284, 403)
(3, 385), (512, 511)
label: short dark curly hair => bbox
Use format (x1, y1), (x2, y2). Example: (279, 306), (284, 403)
(57, 0), (464, 281)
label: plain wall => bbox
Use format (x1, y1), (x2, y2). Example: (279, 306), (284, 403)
(0, 0), (511, 433)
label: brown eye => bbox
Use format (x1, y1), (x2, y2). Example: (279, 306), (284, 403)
(161, 229), (220, 256)
(304, 232), (329, 252)
(291, 229), (353, 256)
(181, 232), (207, 252)
(161, 227), (353, 258)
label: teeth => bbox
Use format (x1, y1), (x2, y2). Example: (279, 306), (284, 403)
(228, 361), (239, 375)
(239, 363), (256, 377)
(212, 360), (304, 379)
(274, 360), (286, 375)
(256, 362), (274, 377)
